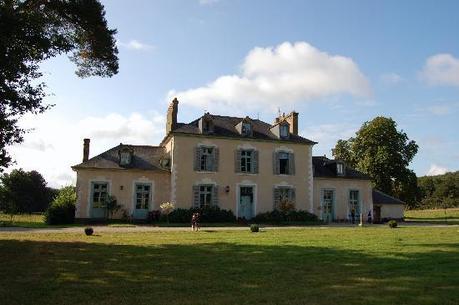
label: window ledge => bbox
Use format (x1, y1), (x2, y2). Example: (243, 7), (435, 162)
(237, 173), (258, 176)
(196, 171), (217, 174)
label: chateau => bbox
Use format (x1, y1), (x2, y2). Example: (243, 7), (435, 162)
(72, 98), (404, 222)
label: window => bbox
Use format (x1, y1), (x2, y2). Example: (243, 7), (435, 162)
(349, 190), (360, 216)
(337, 163), (345, 175)
(120, 151), (131, 166)
(203, 120), (211, 133)
(280, 124), (289, 138)
(200, 147), (214, 171)
(279, 152), (289, 174)
(92, 182), (108, 208)
(135, 184), (151, 210)
(322, 189), (334, 214)
(241, 150), (252, 173)
(199, 185), (213, 208)
(273, 186), (295, 209)
(241, 122), (251, 136)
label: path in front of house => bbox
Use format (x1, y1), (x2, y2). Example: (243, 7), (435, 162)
(0, 222), (457, 234)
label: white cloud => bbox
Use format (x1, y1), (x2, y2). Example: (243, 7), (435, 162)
(426, 164), (450, 176)
(420, 53), (459, 87)
(117, 40), (155, 51)
(168, 42), (371, 113)
(302, 123), (358, 157)
(380, 73), (404, 85)
(9, 111), (165, 188)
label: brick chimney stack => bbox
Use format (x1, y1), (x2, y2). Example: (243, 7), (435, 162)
(166, 98), (179, 134)
(83, 138), (90, 162)
(285, 111), (299, 135)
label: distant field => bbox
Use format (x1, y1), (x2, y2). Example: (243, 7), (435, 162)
(1, 227), (458, 305)
(405, 208), (459, 225)
(0, 213), (47, 228)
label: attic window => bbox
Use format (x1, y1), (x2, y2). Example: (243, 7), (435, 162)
(241, 122), (252, 136)
(280, 124), (289, 138)
(337, 163), (345, 176)
(119, 150), (133, 166)
(203, 120), (211, 133)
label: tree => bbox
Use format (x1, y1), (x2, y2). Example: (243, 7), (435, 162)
(44, 185), (76, 224)
(0, 0), (118, 169)
(332, 117), (419, 205)
(0, 169), (54, 216)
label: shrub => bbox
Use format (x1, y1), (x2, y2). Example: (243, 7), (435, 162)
(250, 224), (259, 232)
(84, 227), (94, 236)
(147, 210), (161, 223)
(388, 220), (398, 228)
(44, 186), (76, 225)
(165, 206), (236, 223)
(160, 202), (175, 223)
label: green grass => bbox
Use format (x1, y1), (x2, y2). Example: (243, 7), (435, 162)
(0, 227), (458, 305)
(0, 212), (48, 228)
(405, 208), (459, 225)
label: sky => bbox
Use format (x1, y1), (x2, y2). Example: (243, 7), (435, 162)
(9, 0), (459, 187)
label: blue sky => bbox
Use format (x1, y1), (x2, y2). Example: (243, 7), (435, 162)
(10, 0), (459, 187)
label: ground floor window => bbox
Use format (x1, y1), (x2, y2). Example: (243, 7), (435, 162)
(273, 186), (296, 210)
(135, 183), (151, 209)
(193, 184), (218, 208)
(91, 182), (108, 208)
(322, 189), (334, 220)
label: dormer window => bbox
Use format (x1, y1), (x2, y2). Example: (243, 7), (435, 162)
(119, 147), (133, 166)
(280, 124), (289, 138)
(199, 114), (214, 134)
(337, 162), (345, 176)
(242, 122), (252, 136)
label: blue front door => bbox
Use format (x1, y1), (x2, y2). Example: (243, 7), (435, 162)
(322, 189), (335, 222)
(133, 183), (151, 219)
(239, 186), (254, 219)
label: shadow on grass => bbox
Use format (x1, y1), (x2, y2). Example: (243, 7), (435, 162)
(0, 239), (458, 305)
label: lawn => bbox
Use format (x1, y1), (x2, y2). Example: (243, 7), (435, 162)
(0, 227), (458, 305)
(0, 212), (48, 228)
(405, 208), (459, 225)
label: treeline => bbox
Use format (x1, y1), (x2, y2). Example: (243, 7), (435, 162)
(416, 171), (459, 209)
(0, 169), (58, 214)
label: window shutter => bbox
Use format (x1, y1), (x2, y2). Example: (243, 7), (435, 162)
(290, 188), (296, 205)
(212, 185), (219, 206)
(192, 185), (200, 208)
(213, 147), (219, 172)
(194, 147), (201, 171)
(235, 149), (241, 173)
(273, 187), (280, 209)
(273, 152), (280, 175)
(289, 153), (295, 175)
(252, 150), (259, 174)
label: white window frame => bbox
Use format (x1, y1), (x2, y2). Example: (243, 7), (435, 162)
(199, 184), (213, 208)
(280, 124), (289, 138)
(240, 150), (253, 173)
(200, 146), (214, 171)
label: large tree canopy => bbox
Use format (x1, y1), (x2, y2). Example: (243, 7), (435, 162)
(0, 168), (57, 214)
(333, 116), (419, 205)
(0, 0), (118, 168)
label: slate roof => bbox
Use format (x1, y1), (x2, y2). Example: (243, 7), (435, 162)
(72, 144), (168, 171)
(373, 189), (405, 205)
(167, 114), (316, 145)
(312, 156), (371, 180)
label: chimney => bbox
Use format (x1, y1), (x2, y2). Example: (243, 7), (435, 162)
(166, 98), (179, 134)
(285, 111), (299, 135)
(83, 138), (90, 162)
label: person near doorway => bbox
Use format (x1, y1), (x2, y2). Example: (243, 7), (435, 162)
(368, 210), (372, 224)
(351, 208), (356, 224)
(191, 212), (200, 231)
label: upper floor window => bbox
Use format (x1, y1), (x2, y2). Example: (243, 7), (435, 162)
(194, 146), (219, 172)
(274, 151), (295, 175)
(280, 124), (289, 138)
(235, 149), (259, 174)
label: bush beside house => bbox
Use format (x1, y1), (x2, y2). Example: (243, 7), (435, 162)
(44, 186), (76, 225)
